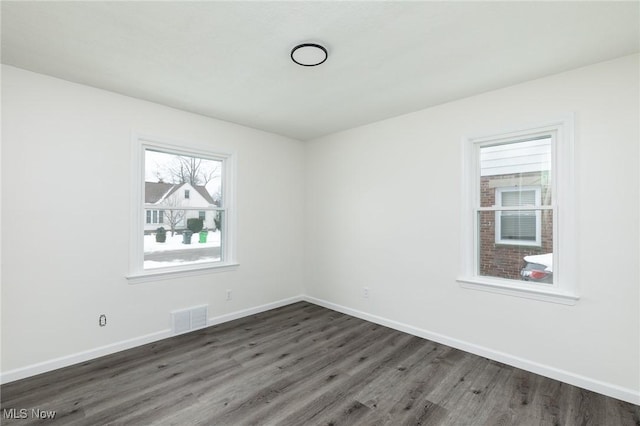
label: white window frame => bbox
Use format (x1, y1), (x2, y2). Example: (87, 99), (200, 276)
(458, 117), (578, 305)
(127, 134), (238, 283)
(494, 186), (541, 246)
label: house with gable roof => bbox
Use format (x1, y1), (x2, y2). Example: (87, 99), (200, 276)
(144, 181), (218, 234)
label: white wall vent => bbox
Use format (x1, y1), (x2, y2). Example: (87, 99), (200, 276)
(171, 305), (208, 335)
(172, 310), (191, 334)
(190, 306), (208, 329)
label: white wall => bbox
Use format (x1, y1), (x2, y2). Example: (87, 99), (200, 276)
(305, 54), (639, 400)
(2, 54), (639, 403)
(1, 66), (305, 373)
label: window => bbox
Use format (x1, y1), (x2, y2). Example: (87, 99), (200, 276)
(146, 209), (165, 224)
(128, 136), (237, 282)
(495, 186), (541, 245)
(459, 118), (577, 304)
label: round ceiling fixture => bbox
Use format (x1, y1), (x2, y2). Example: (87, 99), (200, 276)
(291, 43), (328, 67)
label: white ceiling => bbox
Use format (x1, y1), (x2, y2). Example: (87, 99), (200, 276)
(2, 1), (638, 141)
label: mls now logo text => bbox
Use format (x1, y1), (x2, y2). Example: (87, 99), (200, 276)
(3, 408), (57, 420)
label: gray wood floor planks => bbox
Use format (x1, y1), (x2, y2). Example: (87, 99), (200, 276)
(1, 302), (638, 425)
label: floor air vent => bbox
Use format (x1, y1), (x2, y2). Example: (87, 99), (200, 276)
(171, 305), (208, 334)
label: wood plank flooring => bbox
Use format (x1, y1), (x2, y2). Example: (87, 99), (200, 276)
(1, 302), (638, 425)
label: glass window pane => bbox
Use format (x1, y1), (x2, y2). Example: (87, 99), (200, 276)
(144, 209), (223, 269)
(144, 148), (224, 270)
(144, 149), (223, 204)
(501, 190), (536, 207)
(480, 137), (552, 207)
(478, 210), (553, 283)
(500, 212), (536, 240)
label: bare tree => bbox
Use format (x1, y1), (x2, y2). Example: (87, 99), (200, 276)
(158, 196), (185, 237)
(166, 156), (220, 186)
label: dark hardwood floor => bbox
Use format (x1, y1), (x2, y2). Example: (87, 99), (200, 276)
(1, 302), (638, 425)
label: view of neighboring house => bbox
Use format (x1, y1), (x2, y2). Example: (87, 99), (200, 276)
(479, 137), (553, 281)
(144, 181), (218, 234)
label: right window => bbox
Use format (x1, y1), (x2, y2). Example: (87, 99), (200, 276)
(480, 137), (551, 282)
(459, 118), (577, 304)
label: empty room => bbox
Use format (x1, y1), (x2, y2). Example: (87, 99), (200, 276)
(1, 1), (639, 425)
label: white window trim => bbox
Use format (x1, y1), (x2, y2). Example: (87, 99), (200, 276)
(458, 117), (578, 305)
(127, 134), (238, 284)
(494, 186), (541, 246)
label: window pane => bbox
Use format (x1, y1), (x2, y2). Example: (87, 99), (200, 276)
(478, 210), (553, 283)
(501, 190), (536, 207)
(144, 209), (223, 269)
(144, 148), (224, 270)
(144, 149), (223, 204)
(480, 137), (552, 207)
(500, 212), (536, 240)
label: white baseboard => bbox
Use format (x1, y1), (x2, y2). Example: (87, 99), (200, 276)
(207, 295), (304, 327)
(0, 295), (304, 385)
(303, 295), (640, 406)
(0, 329), (172, 385)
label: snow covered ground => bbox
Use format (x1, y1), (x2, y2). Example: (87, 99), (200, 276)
(143, 231), (222, 269)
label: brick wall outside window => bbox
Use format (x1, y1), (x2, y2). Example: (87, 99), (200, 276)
(479, 171), (553, 280)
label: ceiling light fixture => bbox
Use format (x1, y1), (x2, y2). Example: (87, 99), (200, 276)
(291, 43), (328, 67)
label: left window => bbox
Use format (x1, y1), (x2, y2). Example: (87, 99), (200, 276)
(129, 136), (236, 280)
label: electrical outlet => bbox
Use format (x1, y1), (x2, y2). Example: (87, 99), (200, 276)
(363, 287), (370, 299)
(99, 314), (107, 327)
(226, 289), (232, 301)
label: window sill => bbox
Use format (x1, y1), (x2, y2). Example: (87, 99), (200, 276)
(127, 262), (239, 284)
(457, 277), (578, 305)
